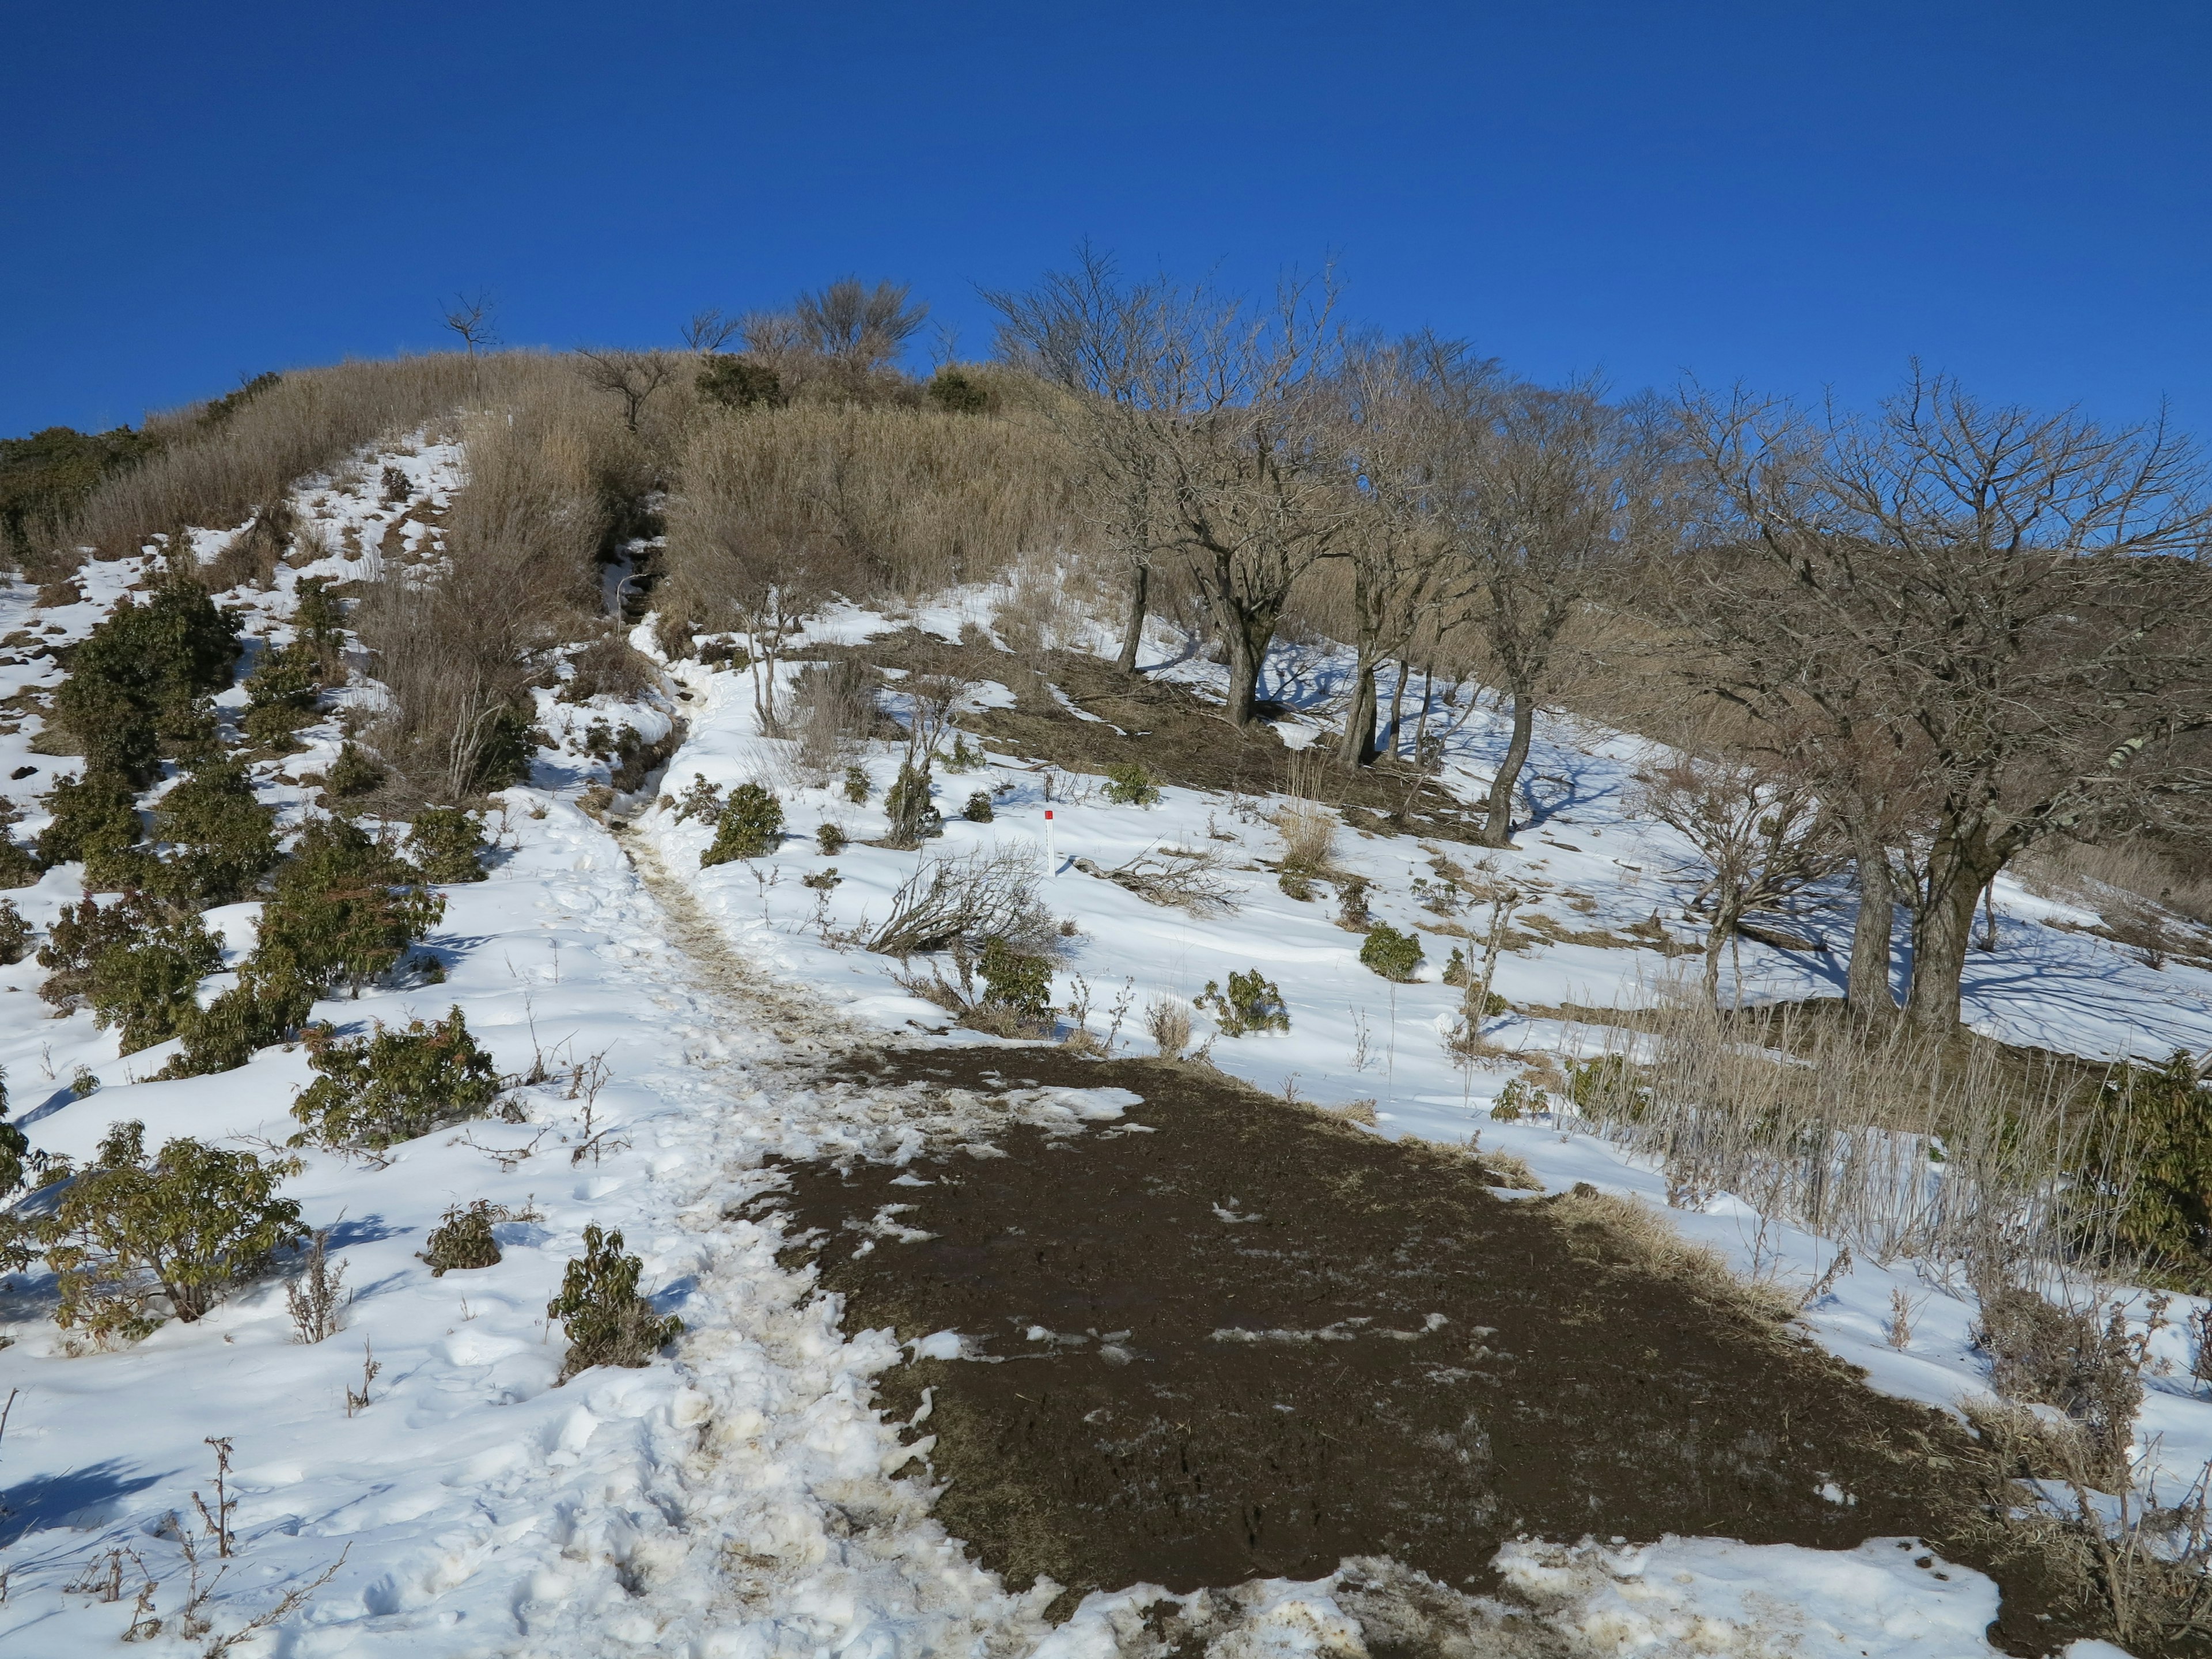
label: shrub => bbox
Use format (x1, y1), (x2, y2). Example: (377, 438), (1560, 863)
(701, 783), (782, 865)
(0, 897), (29, 965)
(419, 1200), (509, 1275)
(1491, 1078), (1549, 1122)
(667, 774), (723, 824)
(0, 833), (33, 890)
(925, 369), (991, 415)
(864, 844), (1053, 959)
(962, 790), (995, 823)
(35, 766), (143, 878)
(37, 893), (221, 1054)
(35, 1120), (304, 1340)
(816, 821), (847, 854)
(0, 423), (162, 564)
(883, 762), (940, 847)
(696, 354), (781, 409)
(1335, 874), (1370, 930)
(941, 733), (984, 773)
(150, 756), (278, 905)
(289, 1006), (502, 1151)
(978, 935), (1052, 1022)
(1974, 1285), (2143, 1479)
(1195, 970), (1290, 1037)
(2093, 1051), (2212, 1273)
(240, 639), (321, 748)
(547, 1223), (683, 1381)
(1565, 1054), (1649, 1119)
(408, 808), (488, 883)
(843, 764), (871, 804)
(1103, 761), (1161, 806)
(1277, 868), (1315, 902)
(257, 817), (445, 994)
(158, 946), (317, 1078)
(1359, 923), (1425, 982)
(52, 574), (238, 785)
(1144, 994), (1192, 1059)
(324, 741), (385, 799)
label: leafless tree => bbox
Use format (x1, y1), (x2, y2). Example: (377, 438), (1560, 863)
(796, 276), (928, 372)
(1683, 369), (2212, 1029)
(986, 244), (1181, 672)
(681, 307), (742, 353)
(1632, 755), (1842, 1006)
(441, 290), (499, 355)
(575, 349), (678, 432)
(1438, 381), (1688, 844)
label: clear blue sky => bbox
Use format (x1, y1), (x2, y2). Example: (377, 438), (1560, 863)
(3, 1), (2206, 438)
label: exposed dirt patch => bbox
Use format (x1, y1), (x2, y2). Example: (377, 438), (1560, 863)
(776, 1044), (2092, 1654)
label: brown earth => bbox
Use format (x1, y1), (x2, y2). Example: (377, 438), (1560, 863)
(772, 1044), (2100, 1656)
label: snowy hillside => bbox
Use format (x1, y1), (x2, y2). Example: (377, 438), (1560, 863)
(1, 436), (2206, 1657)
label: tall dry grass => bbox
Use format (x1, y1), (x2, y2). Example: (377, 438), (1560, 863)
(1564, 997), (2130, 1283)
(658, 400), (1077, 626)
(54, 354), (589, 568)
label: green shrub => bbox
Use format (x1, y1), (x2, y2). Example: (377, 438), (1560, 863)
(549, 1223), (683, 1381)
(843, 764), (872, 804)
(1335, 874), (1370, 930)
(150, 756), (278, 904)
(241, 639), (321, 748)
(37, 893), (221, 1054)
(2093, 1052), (2212, 1276)
(941, 734), (984, 772)
(701, 783), (783, 865)
(0, 897), (29, 965)
(667, 774), (723, 824)
(407, 808), (488, 883)
(1565, 1054), (1649, 1120)
(1195, 970), (1290, 1037)
(52, 575), (238, 785)
(1359, 923), (1425, 982)
(1277, 868), (1315, 902)
(925, 369), (991, 414)
(696, 355), (781, 410)
(419, 1200), (510, 1275)
(0, 423), (162, 561)
(289, 1006), (501, 1151)
(258, 817), (445, 994)
(978, 935), (1052, 1022)
(35, 1120), (304, 1340)
(1103, 762), (1161, 806)
(324, 741), (385, 800)
(883, 763), (940, 847)
(35, 766), (143, 877)
(158, 946), (317, 1078)
(1490, 1078), (1549, 1123)
(0, 833), (35, 890)
(962, 790), (995, 823)
(816, 821), (848, 855)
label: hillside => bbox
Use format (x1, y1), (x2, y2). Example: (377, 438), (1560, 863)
(1, 371), (2210, 1658)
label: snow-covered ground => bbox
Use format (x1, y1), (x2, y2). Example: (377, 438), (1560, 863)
(0, 441), (2201, 1654)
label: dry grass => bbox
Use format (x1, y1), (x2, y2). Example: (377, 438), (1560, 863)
(1143, 994), (1192, 1059)
(658, 400), (1077, 626)
(1274, 802), (1337, 872)
(1548, 1182), (1796, 1321)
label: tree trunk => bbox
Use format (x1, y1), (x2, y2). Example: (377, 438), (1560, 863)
(1904, 832), (2004, 1030)
(1382, 659), (1410, 759)
(1480, 685), (1535, 847)
(1114, 560), (1149, 675)
(1842, 808), (1898, 1021)
(1222, 613), (1272, 726)
(1336, 659), (1380, 767)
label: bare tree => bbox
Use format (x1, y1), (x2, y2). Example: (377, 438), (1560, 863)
(1633, 755), (1842, 1006)
(576, 349), (678, 433)
(986, 245), (1180, 673)
(796, 277), (928, 372)
(681, 308), (742, 353)
(1438, 381), (1687, 844)
(1325, 334), (1493, 766)
(1683, 370), (2212, 1029)
(441, 291), (499, 355)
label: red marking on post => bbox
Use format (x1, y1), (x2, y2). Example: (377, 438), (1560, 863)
(1044, 810), (1054, 820)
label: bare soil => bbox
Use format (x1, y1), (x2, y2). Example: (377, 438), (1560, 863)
(774, 1045), (2097, 1655)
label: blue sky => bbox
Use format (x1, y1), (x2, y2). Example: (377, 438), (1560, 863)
(3, 1), (2206, 437)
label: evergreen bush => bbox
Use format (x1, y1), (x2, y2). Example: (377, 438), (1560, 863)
(419, 1200), (511, 1275)
(961, 790), (995, 823)
(35, 766), (143, 880)
(1359, 922), (1425, 982)
(407, 808), (488, 883)
(289, 1006), (501, 1151)
(667, 774), (723, 824)
(241, 639), (321, 748)
(816, 821), (848, 854)
(978, 935), (1052, 1022)
(696, 355), (782, 410)
(925, 369), (991, 414)
(35, 1120), (304, 1341)
(883, 762), (940, 847)
(0, 897), (29, 965)
(2094, 1052), (2212, 1278)
(548, 1223), (683, 1381)
(0, 831), (35, 889)
(1195, 970), (1290, 1036)
(52, 575), (238, 785)
(324, 741), (385, 799)
(37, 893), (221, 1054)
(257, 817), (444, 994)
(842, 764), (871, 804)
(1103, 761), (1161, 806)
(701, 783), (783, 865)
(150, 756), (278, 905)
(158, 946), (317, 1079)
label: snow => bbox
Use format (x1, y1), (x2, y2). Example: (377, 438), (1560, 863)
(3, 438), (2210, 1654)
